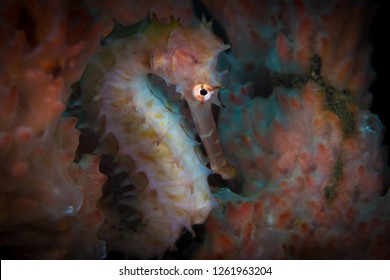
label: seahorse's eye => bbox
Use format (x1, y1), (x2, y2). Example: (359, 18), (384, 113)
(200, 88), (208, 96)
(193, 84), (214, 102)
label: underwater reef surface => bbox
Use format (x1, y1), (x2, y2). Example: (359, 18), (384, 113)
(0, 0), (388, 259)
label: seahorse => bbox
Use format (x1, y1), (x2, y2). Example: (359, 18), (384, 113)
(77, 13), (235, 258)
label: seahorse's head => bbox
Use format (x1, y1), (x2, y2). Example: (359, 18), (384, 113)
(151, 22), (236, 179)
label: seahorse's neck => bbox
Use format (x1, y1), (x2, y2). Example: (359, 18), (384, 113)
(103, 14), (236, 179)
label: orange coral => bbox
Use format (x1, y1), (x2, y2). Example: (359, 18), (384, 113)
(0, 0), (106, 258)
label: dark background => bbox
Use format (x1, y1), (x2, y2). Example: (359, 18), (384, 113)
(370, 0), (389, 152)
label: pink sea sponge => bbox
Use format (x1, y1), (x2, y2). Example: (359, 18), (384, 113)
(195, 0), (390, 259)
(200, 80), (389, 259)
(266, 0), (376, 108)
(0, 0), (107, 258)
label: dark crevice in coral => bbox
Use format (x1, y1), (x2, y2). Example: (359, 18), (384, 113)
(310, 54), (322, 77)
(165, 224), (206, 259)
(48, 61), (62, 79)
(271, 72), (309, 88)
(324, 153), (344, 202)
(323, 91), (356, 138)
(66, 0), (96, 45)
(381, 184), (389, 197)
(192, 0), (231, 49)
(17, 7), (37, 48)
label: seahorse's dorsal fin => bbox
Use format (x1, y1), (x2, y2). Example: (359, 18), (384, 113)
(100, 12), (153, 45)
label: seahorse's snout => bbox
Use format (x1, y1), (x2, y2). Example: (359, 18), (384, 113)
(185, 90), (236, 180)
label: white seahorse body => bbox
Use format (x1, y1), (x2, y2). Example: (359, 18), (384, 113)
(79, 15), (234, 258)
